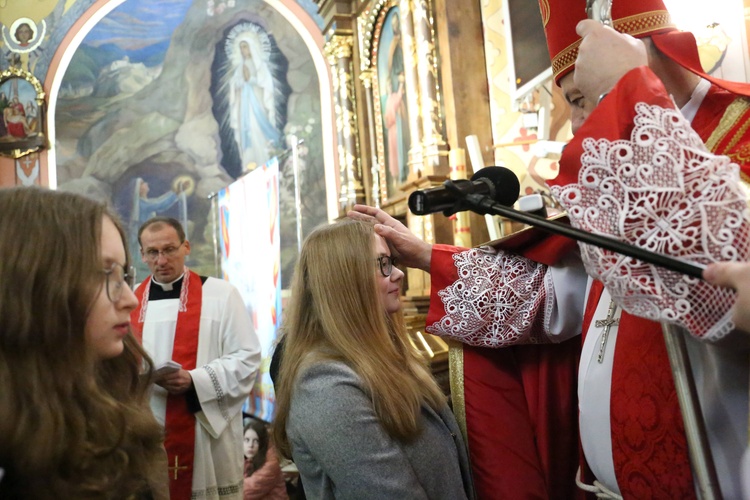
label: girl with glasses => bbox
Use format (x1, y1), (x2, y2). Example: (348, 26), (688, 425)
(0, 187), (167, 499)
(273, 220), (474, 499)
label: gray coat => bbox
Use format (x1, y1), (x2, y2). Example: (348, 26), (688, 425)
(287, 361), (475, 500)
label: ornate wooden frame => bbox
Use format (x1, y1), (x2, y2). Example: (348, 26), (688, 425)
(359, 0), (411, 207)
(0, 67), (46, 159)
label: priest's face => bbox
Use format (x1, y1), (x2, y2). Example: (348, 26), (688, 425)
(140, 224), (191, 283)
(559, 72), (595, 134)
(85, 216), (139, 360)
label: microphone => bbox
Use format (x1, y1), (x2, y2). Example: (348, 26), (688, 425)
(408, 166), (521, 216)
(407, 164), (710, 280)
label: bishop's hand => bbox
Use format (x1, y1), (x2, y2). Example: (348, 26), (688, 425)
(574, 20), (648, 109)
(703, 262), (750, 334)
(348, 204), (432, 272)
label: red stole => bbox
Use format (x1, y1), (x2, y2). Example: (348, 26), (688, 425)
(131, 270), (203, 500)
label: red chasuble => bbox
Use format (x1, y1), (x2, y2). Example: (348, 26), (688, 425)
(131, 270), (204, 500)
(547, 66), (750, 498)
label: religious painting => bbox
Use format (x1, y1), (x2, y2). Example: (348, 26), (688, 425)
(663, 0), (747, 82)
(210, 21), (291, 174)
(54, 0), (328, 288)
(1, 17), (47, 71)
(0, 67), (45, 159)
(375, 5), (411, 201)
(2, 18), (44, 52)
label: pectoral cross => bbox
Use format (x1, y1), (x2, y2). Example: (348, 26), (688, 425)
(168, 455), (189, 480)
(595, 300), (619, 363)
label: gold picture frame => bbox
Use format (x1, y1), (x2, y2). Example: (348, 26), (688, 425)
(373, 4), (411, 204)
(0, 67), (46, 159)
(359, 0), (413, 208)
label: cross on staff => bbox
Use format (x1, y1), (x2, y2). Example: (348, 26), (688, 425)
(168, 455), (188, 480)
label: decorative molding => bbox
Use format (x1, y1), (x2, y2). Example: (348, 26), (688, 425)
(358, 0), (396, 71)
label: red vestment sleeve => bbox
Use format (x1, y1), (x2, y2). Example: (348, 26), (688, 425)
(427, 244), (581, 499)
(426, 244), (463, 328)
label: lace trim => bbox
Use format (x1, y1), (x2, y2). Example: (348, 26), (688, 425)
(426, 247), (551, 347)
(550, 102), (749, 340)
(190, 479), (243, 499)
(179, 267), (190, 312)
(541, 265), (557, 336)
(204, 364), (230, 422)
(137, 267), (191, 320)
(138, 279), (151, 323)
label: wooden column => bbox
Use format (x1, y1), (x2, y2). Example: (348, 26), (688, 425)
(325, 35), (365, 214)
(410, 0), (449, 178)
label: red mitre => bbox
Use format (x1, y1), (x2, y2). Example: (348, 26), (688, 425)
(538, 0), (675, 84)
(538, 0), (750, 96)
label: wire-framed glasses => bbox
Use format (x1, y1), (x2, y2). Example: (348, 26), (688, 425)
(376, 255), (397, 277)
(102, 263), (136, 303)
(143, 241), (184, 262)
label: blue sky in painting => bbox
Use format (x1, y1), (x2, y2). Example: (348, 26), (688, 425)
(82, 0), (192, 64)
(78, 0), (323, 66)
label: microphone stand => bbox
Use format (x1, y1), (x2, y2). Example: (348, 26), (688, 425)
(452, 190), (707, 280)
(447, 188), (721, 499)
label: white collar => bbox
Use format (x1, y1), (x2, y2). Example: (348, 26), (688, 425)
(151, 271), (185, 291)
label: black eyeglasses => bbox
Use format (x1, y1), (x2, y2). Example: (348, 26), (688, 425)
(376, 255), (397, 277)
(102, 263), (136, 303)
(143, 241), (184, 262)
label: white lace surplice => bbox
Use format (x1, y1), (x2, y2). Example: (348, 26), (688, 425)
(425, 247), (587, 347)
(550, 103), (750, 341)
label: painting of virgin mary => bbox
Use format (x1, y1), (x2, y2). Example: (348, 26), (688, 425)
(214, 22), (290, 173)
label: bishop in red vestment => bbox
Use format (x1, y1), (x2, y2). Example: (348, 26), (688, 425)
(357, 1), (750, 498)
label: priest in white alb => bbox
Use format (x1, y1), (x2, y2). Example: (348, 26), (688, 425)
(132, 216), (261, 500)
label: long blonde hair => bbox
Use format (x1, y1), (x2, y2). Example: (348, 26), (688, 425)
(0, 187), (163, 498)
(274, 220), (445, 457)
